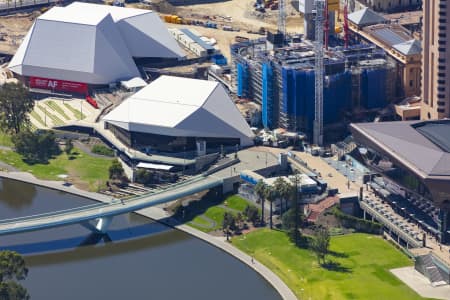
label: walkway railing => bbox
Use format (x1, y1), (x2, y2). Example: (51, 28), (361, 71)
(0, 174), (212, 229)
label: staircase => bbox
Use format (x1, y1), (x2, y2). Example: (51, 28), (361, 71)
(421, 254), (447, 286)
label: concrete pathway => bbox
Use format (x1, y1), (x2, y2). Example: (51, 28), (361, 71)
(0, 171), (297, 300)
(391, 267), (450, 300)
(189, 215), (217, 229)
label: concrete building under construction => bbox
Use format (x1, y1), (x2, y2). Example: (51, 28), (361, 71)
(231, 36), (396, 141)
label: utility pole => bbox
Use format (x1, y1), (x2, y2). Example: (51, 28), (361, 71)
(294, 172), (299, 245)
(313, 0), (325, 146)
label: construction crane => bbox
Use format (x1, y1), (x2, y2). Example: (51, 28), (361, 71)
(313, 0), (325, 146)
(324, 0), (329, 50)
(278, 0), (286, 38)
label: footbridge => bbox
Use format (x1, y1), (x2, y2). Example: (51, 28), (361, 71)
(0, 175), (223, 236)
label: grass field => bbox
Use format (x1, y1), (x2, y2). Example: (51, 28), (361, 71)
(0, 131), (13, 147)
(233, 230), (432, 300)
(0, 147), (113, 191)
(188, 195), (256, 232)
(224, 194), (251, 211)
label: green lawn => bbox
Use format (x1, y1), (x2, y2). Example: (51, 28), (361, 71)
(64, 103), (86, 120)
(224, 194), (251, 211)
(30, 111), (46, 127)
(186, 195), (256, 232)
(233, 230), (431, 300)
(46, 101), (71, 120)
(0, 131), (13, 147)
(0, 147), (113, 191)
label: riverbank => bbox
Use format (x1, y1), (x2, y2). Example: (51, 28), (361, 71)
(0, 171), (297, 300)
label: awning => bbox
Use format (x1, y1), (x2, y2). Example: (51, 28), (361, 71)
(136, 162), (174, 171)
(121, 77), (147, 90)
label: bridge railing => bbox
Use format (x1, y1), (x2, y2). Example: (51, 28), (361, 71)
(0, 174), (210, 226)
(0, 202), (109, 225)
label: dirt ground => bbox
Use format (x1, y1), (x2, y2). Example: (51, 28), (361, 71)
(153, 0), (304, 33)
(0, 12), (37, 54)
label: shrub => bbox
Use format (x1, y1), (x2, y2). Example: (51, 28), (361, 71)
(91, 144), (114, 157)
(332, 207), (382, 234)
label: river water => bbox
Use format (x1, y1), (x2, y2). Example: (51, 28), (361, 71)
(0, 178), (282, 300)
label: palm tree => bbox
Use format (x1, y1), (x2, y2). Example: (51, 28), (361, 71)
(265, 186), (276, 229)
(273, 176), (290, 215)
(254, 180), (267, 226)
(289, 173), (301, 244)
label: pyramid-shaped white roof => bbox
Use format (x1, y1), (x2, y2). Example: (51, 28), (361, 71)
(393, 39), (421, 56)
(8, 2), (184, 84)
(103, 76), (254, 146)
(348, 8), (386, 27)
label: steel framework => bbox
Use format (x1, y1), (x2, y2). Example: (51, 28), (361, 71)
(313, 0), (325, 146)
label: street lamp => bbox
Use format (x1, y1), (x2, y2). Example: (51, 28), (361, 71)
(80, 99), (83, 120)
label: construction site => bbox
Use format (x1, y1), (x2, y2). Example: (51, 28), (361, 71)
(231, 0), (397, 143)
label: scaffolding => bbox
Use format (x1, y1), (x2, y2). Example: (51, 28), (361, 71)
(314, 0), (325, 146)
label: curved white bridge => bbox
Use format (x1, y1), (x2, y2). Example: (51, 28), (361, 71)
(0, 175), (223, 236)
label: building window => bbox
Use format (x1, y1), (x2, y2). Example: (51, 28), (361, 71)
(438, 101), (446, 106)
(438, 94), (446, 99)
(437, 108), (446, 113)
(409, 80), (413, 87)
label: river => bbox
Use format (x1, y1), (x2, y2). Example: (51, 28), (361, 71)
(0, 178), (282, 300)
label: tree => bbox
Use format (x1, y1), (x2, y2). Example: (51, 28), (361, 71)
(281, 208), (303, 231)
(64, 139), (74, 155)
(289, 173), (302, 245)
(254, 180), (267, 226)
(273, 177), (289, 215)
(236, 212), (244, 230)
(109, 159), (125, 181)
(222, 212), (236, 241)
(311, 228), (330, 265)
(12, 130), (60, 164)
(265, 186), (276, 229)
(243, 205), (259, 225)
(0, 251), (29, 300)
(0, 82), (34, 134)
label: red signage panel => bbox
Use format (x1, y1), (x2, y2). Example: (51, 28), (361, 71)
(29, 77), (88, 94)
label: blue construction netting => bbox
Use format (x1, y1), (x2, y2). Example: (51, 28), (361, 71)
(262, 62), (274, 128)
(361, 68), (387, 109)
(281, 68), (352, 133)
(323, 71), (352, 124)
(212, 54), (227, 65)
(237, 63), (249, 98)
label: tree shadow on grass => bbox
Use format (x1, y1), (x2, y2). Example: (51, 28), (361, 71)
(321, 260), (352, 273)
(328, 250), (349, 258)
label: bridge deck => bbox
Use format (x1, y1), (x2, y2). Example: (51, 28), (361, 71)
(0, 175), (222, 236)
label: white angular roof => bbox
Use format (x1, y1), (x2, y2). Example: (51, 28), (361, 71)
(103, 76), (255, 146)
(393, 39), (421, 56)
(8, 2), (184, 84)
(348, 8), (386, 27)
